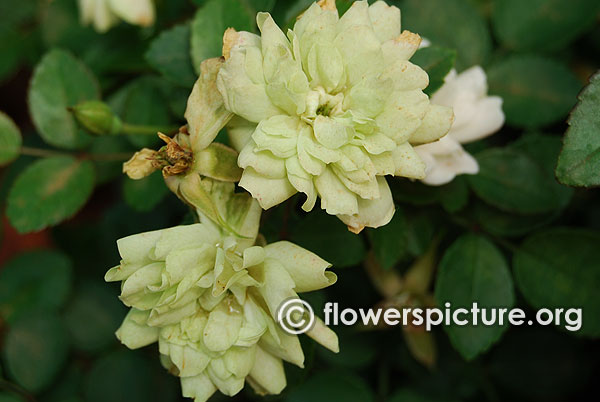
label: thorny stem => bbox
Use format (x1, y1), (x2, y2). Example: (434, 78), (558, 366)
(20, 146), (132, 162)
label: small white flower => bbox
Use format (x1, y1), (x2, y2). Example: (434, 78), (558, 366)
(78, 0), (155, 33)
(415, 66), (505, 185)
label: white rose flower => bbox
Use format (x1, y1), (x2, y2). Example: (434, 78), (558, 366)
(415, 66), (505, 185)
(78, 0), (155, 33)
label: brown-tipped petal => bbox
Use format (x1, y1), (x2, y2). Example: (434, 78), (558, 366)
(318, 0), (337, 11)
(222, 28), (239, 60)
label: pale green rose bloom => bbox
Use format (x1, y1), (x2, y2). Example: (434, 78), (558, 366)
(106, 182), (338, 401)
(78, 0), (155, 33)
(215, 0), (453, 233)
(158, 294), (301, 400)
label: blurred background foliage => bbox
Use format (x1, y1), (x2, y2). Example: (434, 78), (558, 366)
(0, 0), (599, 401)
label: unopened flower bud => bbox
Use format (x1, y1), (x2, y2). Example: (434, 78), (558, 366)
(71, 100), (122, 136)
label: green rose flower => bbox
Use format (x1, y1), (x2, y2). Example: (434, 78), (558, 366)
(215, 0), (453, 233)
(106, 182), (338, 401)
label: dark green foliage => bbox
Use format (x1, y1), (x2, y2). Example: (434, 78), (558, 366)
(0, 0), (599, 401)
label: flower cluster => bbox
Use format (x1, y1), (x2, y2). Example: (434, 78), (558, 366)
(78, 0), (155, 32)
(106, 182), (338, 401)
(105, 2), (506, 401)
(215, 0), (453, 233)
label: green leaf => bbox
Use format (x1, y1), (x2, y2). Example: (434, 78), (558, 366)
(0, 155), (32, 202)
(489, 329), (591, 400)
(0, 111), (21, 165)
(513, 228), (600, 337)
(84, 351), (162, 402)
(437, 176), (469, 213)
(0, 30), (22, 83)
(411, 46), (457, 96)
(435, 234), (514, 360)
(404, 210), (436, 258)
(271, 0), (313, 27)
(472, 202), (559, 238)
(81, 30), (147, 77)
(392, 176), (469, 212)
(316, 329), (377, 370)
(2, 313), (69, 392)
(399, 0), (492, 70)
(0, 0), (37, 82)
(190, 0), (254, 73)
(390, 179), (439, 206)
(556, 71), (600, 187)
(367, 207), (408, 270)
(40, 0), (96, 53)
(123, 171), (170, 212)
(289, 210), (366, 268)
(43, 365), (85, 402)
(63, 281), (125, 353)
(243, 0), (276, 12)
(468, 147), (571, 215)
(0, 0), (36, 28)
(492, 0), (600, 52)
(487, 56), (581, 128)
(0, 393), (25, 402)
(511, 133), (564, 167)
(164, 85), (190, 118)
(388, 388), (461, 402)
(145, 24), (197, 88)
(285, 371), (374, 402)
(28, 49), (99, 149)
(0, 250), (72, 324)
(510, 133), (573, 207)
(6, 156), (95, 233)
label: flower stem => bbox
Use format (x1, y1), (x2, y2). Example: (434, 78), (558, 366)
(20, 146), (70, 158)
(87, 152), (135, 161)
(20, 147), (132, 162)
(121, 123), (179, 136)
